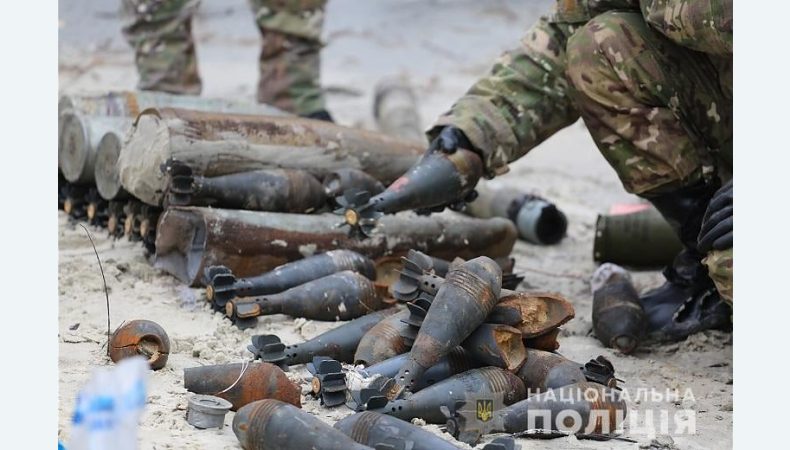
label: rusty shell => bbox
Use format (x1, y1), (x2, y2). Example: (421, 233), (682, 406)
(234, 399), (372, 450)
(207, 249), (377, 307)
(335, 411), (461, 450)
(447, 382), (627, 445)
(354, 310), (412, 366)
(323, 168), (385, 199)
(487, 292), (575, 338)
(368, 148), (483, 215)
(461, 323), (526, 372)
(109, 319), (170, 370)
(167, 165), (327, 213)
(228, 271), (392, 322)
(591, 264), (647, 354)
(154, 207), (517, 286)
(523, 328), (561, 352)
(119, 107), (422, 206)
(370, 367), (526, 424)
(395, 257), (503, 393)
(184, 362), (300, 411)
(251, 308), (400, 368)
(516, 349), (586, 394)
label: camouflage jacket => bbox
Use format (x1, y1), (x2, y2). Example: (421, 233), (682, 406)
(429, 0), (733, 177)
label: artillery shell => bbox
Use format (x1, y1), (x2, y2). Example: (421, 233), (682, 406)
(109, 319), (170, 370)
(58, 112), (130, 184)
(184, 362), (300, 411)
(335, 411), (462, 450)
(227, 271), (392, 322)
(369, 367), (526, 424)
(206, 249), (376, 307)
(591, 264), (647, 354)
(461, 323), (526, 372)
(233, 399), (372, 450)
(249, 307), (401, 368)
(446, 382), (627, 445)
(487, 292), (575, 338)
(95, 130), (130, 201)
(154, 207), (516, 286)
(516, 349), (586, 394)
(119, 107), (421, 206)
(354, 310), (412, 366)
(395, 257), (502, 394)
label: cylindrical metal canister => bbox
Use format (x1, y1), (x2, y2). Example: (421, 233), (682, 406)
(593, 205), (683, 268)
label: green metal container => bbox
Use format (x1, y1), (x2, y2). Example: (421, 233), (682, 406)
(593, 206), (682, 268)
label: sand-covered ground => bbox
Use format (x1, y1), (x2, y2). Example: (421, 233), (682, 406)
(58, 1), (733, 448)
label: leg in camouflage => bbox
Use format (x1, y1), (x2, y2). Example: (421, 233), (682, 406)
(120, 0), (202, 95)
(565, 11), (731, 196)
(249, 0), (328, 116)
(565, 11), (732, 335)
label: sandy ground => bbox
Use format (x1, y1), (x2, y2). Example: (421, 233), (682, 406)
(58, 1), (732, 448)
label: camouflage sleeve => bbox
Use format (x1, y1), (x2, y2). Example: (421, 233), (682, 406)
(428, 16), (581, 177)
(249, 0), (327, 42)
(640, 0), (732, 55)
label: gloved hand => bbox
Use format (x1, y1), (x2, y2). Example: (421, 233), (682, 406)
(697, 180), (733, 252)
(427, 126), (474, 155)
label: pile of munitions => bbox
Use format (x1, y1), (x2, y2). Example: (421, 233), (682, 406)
(61, 87), (635, 449)
(185, 249), (627, 449)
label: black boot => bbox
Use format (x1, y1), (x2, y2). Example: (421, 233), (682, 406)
(640, 181), (731, 340)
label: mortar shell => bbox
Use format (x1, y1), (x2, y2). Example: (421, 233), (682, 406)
(354, 310), (412, 366)
(396, 257), (502, 393)
(335, 411), (461, 450)
(234, 399), (371, 450)
(184, 362), (301, 411)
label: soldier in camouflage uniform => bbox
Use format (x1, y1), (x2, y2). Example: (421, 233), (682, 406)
(413, 0), (732, 340)
(120, 0), (330, 119)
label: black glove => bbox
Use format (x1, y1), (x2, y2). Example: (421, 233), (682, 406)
(697, 180), (732, 252)
(427, 126), (473, 155)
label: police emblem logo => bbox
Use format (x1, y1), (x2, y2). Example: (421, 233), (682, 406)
(476, 399), (494, 422)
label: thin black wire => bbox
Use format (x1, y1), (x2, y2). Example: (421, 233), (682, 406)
(78, 223), (111, 356)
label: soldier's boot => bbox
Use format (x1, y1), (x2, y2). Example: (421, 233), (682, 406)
(640, 181), (731, 340)
(256, 30), (330, 120)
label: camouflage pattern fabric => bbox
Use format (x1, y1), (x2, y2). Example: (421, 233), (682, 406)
(121, 0), (202, 95)
(121, 0), (327, 115)
(429, 0), (732, 300)
(703, 248), (732, 305)
(249, 0), (327, 115)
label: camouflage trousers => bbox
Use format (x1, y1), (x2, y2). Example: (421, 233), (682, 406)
(565, 11), (733, 303)
(120, 0), (327, 115)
